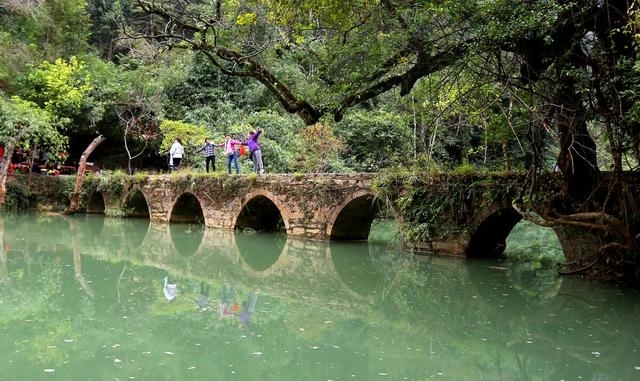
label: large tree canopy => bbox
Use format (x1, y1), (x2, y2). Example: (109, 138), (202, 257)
(120, 0), (640, 274)
(123, 1), (638, 171)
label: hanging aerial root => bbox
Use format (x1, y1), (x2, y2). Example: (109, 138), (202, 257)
(512, 199), (640, 277)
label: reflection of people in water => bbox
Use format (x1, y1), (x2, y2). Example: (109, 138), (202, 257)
(218, 284), (238, 318)
(163, 276), (177, 301)
(239, 290), (259, 329)
(192, 281), (210, 311)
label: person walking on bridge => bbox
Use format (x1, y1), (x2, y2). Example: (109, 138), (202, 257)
(200, 138), (216, 173)
(169, 138), (184, 170)
(244, 128), (264, 174)
(221, 133), (242, 174)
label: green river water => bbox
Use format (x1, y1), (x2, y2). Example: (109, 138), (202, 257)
(0, 213), (638, 381)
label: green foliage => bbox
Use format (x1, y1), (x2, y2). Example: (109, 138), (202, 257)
(505, 221), (564, 264)
(0, 0), (91, 92)
(19, 56), (93, 127)
(0, 96), (67, 155)
(289, 123), (346, 173)
(159, 119), (209, 168)
(94, 169), (127, 194)
(4, 181), (30, 210)
(242, 110), (305, 173)
(453, 161), (477, 176)
(335, 110), (411, 172)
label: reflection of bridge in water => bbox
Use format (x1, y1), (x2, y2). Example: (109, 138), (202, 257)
(74, 216), (388, 305)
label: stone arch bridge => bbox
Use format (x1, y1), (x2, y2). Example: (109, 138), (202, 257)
(80, 172), (574, 260)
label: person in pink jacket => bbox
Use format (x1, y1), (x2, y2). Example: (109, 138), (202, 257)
(221, 133), (242, 174)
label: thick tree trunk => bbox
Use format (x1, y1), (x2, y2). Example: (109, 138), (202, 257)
(554, 76), (600, 203)
(0, 136), (20, 207)
(67, 135), (106, 214)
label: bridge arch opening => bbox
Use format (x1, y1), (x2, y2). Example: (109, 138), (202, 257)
(236, 195), (285, 233)
(466, 207), (522, 258)
(328, 194), (384, 241)
(170, 192), (205, 224)
(86, 191), (105, 214)
(123, 189), (149, 218)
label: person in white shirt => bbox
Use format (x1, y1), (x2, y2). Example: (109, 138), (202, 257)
(169, 138), (184, 170)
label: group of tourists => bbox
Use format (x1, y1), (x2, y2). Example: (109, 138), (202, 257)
(169, 128), (265, 175)
(217, 285), (259, 330)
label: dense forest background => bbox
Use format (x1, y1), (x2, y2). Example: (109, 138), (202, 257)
(2, 0), (428, 174)
(5, 0), (637, 176)
(0, 1), (638, 187)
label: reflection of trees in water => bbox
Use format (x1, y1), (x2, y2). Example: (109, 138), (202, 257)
(506, 259), (562, 304)
(77, 213), (105, 234)
(0, 219), (7, 283)
(102, 217), (149, 249)
(464, 258), (640, 380)
(73, 216), (151, 261)
(71, 214), (105, 249)
(235, 231), (285, 271)
(3, 215), (639, 381)
(0, 246), (64, 322)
